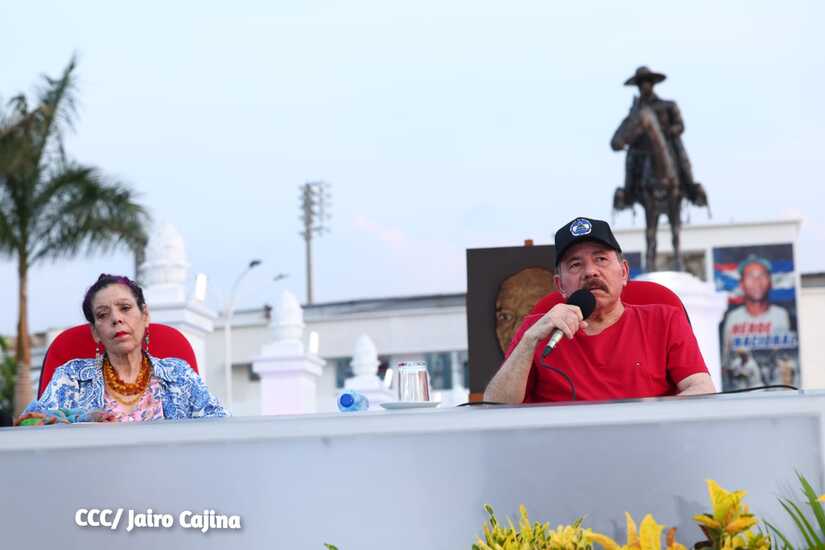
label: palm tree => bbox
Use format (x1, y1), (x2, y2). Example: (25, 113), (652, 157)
(0, 56), (150, 416)
(0, 337), (16, 426)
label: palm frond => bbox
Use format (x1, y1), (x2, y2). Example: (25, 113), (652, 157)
(23, 55), (79, 175)
(28, 163), (150, 264)
(0, 103), (42, 179)
(0, 186), (22, 255)
(2, 94), (30, 123)
(0, 172), (27, 256)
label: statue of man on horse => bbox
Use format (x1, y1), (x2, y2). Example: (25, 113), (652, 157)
(610, 66), (708, 272)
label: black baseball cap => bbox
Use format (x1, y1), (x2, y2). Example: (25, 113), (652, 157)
(554, 217), (622, 266)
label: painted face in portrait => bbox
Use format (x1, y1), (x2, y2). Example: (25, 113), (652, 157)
(495, 267), (555, 353)
(741, 262), (771, 304)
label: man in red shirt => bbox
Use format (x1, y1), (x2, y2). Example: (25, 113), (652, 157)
(484, 216), (715, 403)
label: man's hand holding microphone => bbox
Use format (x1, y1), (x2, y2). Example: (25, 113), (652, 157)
(522, 289), (597, 358)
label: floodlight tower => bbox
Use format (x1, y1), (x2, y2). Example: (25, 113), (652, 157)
(299, 181), (331, 304)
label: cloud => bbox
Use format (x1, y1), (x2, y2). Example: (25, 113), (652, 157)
(353, 215), (407, 248)
(349, 213), (465, 294)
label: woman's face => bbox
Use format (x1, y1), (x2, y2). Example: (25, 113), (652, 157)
(90, 283), (149, 357)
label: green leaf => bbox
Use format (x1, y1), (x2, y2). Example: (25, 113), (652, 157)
(788, 497), (823, 548)
(779, 497), (817, 548)
(797, 471), (825, 539)
(764, 519), (794, 550)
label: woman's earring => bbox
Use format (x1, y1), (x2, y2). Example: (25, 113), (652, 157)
(95, 342), (103, 368)
(144, 327), (150, 354)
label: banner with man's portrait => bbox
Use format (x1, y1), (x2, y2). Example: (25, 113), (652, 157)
(713, 243), (799, 391)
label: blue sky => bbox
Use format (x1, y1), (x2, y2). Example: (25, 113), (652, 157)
(1, 1), (823, 335)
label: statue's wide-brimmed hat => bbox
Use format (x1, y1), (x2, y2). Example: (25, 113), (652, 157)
(624, 66), (667, 86)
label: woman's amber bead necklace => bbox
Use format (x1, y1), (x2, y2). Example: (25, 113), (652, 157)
(103, 353), (151, 404)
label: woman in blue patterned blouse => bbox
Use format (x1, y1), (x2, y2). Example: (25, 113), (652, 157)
(17, 274), (227, 425)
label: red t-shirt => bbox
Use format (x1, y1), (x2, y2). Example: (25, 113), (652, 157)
(505, 303), (708, 403)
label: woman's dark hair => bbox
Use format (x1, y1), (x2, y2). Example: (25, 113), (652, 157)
(82, 274), (147, 323)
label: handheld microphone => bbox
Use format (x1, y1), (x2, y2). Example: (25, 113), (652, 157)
(541, 289), (596, 358)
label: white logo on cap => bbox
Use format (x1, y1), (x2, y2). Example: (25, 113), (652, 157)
(570, 218), (592, 237)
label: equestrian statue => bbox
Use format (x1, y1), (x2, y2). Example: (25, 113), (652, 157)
(610, 66), (708, 272)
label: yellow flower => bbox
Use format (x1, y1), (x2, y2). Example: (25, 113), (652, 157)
(666, 527), (687, 550)
(737, 531), (768, 550)
(547, 523), (594, 550)
(724, 516), (757, 535)
(590, 532), (621, 550)
(692, 514), (722, 530)
(638, 515), (664, 550)
(706, 479), (748, 526)
(518, 505), (532, 539)
(590, 514), (679, 550)
(720, 534), (745, 550)
(626, 512), (640, 547)
(694, 480), (767, 550)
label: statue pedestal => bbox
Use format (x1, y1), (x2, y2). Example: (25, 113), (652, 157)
(634, 271), (727, 391)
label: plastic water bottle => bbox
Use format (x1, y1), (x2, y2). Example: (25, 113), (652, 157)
(337, 390), (369, 412)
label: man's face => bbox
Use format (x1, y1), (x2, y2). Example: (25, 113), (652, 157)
(495, 267), (554, 352)
(637, 80), (654, 98)
(741, 262), (771, 303)
(554, 241), (628, 312)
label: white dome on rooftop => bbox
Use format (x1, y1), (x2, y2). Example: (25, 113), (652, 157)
(272, 290), (304, 342)
(139, 222), (190, 288)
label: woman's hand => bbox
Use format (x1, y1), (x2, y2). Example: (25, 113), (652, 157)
(14, 411), (70, 426)
(81, 410), (118, 423)
(15, 408), (117, 425)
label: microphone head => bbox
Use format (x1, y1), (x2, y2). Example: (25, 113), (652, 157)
(567, 289), (596, 319)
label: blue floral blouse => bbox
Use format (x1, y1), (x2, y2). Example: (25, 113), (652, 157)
(24, 355), (228, 421)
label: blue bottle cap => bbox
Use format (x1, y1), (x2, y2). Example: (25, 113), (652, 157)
(340, 393), (354, 407)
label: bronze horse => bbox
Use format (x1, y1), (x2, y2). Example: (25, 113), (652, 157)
(611, 105), (706, 272)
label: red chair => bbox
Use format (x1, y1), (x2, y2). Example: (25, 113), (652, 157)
(38, 323), (198, 398)
(529, 280), (689, 321)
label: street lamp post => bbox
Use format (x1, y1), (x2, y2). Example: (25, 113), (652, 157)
(224, 259), (262, 410)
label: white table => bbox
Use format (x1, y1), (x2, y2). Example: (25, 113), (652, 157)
(1, 391), (822, 549)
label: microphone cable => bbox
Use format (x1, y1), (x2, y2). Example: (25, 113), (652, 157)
(715, 384), (798, 394)
(456, 384), (799, 406)
(457, 356), (579, 406)
(539, 357), (577, 401)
